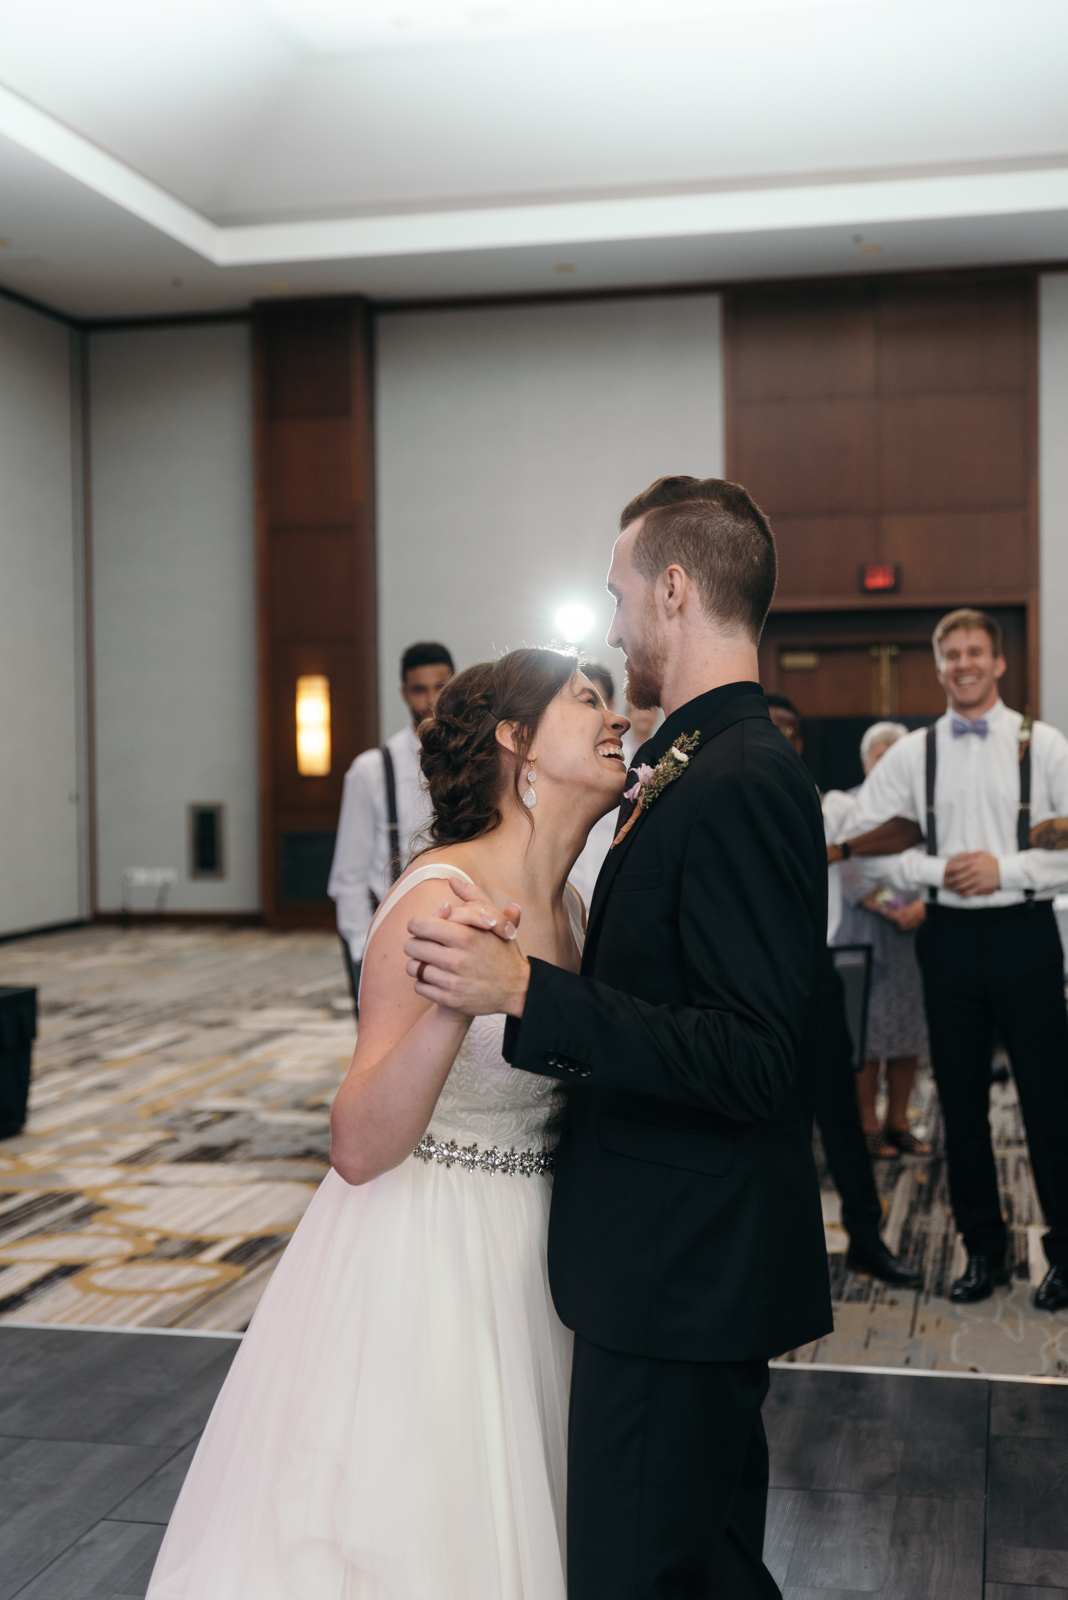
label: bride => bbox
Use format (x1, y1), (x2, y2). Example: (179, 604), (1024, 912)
(146, 647), (630, 1600)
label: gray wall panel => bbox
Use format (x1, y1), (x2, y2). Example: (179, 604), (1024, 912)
(0, 299), (83, 938)
(89, 323), (257, 912)
(374, 294), (724, 735)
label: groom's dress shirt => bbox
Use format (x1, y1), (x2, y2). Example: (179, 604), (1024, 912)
(504, 681), (832, 1365)
(843, 700), (1068, 909)
(328, 725), (432, 961)
(570, 728), (655, 912)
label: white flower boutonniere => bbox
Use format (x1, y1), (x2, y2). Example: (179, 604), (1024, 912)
(611, 731), (701, 848)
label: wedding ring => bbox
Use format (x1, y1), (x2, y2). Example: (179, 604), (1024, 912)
(416, 961), (428, 984)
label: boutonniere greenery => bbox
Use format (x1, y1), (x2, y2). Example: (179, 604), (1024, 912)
(611, 731), (701, 847)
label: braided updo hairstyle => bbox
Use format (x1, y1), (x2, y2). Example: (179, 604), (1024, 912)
(419, 648), (578, 846)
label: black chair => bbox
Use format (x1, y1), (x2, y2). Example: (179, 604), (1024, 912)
(0, 987), (37, 1138)
(830, 945), (872, 1069)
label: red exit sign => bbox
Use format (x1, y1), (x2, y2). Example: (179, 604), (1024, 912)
(860, 562), (900, 593)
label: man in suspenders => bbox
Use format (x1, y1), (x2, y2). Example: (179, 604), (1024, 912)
(841, 609), (1068, 1311)
(766, 693), (922, 1288)
(328, 642), (455, 1005)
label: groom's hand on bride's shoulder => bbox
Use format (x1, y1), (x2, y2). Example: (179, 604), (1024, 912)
(404, 878), (530, 1018)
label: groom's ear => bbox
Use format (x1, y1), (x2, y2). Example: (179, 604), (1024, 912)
(661, 562), (692, 618)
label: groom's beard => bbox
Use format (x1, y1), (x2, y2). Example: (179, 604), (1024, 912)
(623, 635), (665, 713)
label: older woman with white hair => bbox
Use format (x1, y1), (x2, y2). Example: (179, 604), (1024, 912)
(835, 720), (932, 1158)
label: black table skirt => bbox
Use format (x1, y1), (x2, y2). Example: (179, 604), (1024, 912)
(0, 986), (37, 1138)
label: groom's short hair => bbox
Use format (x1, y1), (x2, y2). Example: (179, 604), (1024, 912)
(619, 476), (777, 641)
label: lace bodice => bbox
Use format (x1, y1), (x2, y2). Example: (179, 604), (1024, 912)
(430, 1012), (565, 1149)
(363, 865), (582, 1152)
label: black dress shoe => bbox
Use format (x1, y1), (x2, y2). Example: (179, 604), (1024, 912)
(1034, 1265), (1068, 1311)
(950, 1253), (1011, 1304)
(846, 1239), (923, 1288)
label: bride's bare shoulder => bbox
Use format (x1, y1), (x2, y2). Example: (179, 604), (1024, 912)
(367, 845), (487, 956)
(357, 870), (473, 1023)
(402, 844), (479, 879)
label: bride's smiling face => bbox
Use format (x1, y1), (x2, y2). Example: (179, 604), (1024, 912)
(526, 673), (630, 816)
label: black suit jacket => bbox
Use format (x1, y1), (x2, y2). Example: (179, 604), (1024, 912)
(503, 681), (832, 1363)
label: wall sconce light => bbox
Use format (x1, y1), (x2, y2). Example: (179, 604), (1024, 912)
(296, 675), (331, 776)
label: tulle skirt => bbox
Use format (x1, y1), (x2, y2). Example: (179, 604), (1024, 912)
(146, 1158), (572, 1600)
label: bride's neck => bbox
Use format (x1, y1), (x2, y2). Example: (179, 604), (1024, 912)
(463, 799), (598, 910)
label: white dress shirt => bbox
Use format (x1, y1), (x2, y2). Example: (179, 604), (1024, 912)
(822, 788), (857, 942)
(842, 700), (1068, 910)
(567, 726), (660, 914)
(568, 811), (616, 915)
(328, 725), (433, 960)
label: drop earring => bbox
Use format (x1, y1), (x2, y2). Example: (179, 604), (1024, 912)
(523, 764), (538, 808)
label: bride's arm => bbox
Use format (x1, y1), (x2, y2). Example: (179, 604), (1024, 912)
(329, 881), (477, 1186)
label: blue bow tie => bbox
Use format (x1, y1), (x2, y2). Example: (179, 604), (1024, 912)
(952, 717), (988, 739)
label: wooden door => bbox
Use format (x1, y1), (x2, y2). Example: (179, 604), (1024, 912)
(760, 607), (1026, 789)
(774, 641), (946, 720)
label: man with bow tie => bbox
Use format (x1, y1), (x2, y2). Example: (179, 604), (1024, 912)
(840, 608), (1068, 1311)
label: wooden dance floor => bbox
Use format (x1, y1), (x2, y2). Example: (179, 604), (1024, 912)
(0, 1325), (1064, 1598)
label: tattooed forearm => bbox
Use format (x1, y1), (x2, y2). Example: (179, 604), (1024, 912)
(1030, 818), (1068, 851)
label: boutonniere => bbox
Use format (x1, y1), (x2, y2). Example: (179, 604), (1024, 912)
(611, 731), (701, 847)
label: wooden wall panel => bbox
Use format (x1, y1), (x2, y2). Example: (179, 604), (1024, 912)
(880, 393), (1027, 510)
(731, 289), (876, 399)
(269, 528), (355, 640)
(773, 516), (877, 599)
(256, 299), (377, 928)
(879, 511), (1029, 595)
(733, 399), (878, 514)
(878, 279), (1029, 393)
(726, 273), (1038, 709)
(265, 418), (353, 524)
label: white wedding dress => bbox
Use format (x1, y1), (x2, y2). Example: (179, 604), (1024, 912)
(147, 865), (577, 1600)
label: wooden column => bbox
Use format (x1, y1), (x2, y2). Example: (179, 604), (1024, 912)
(255, 298), (377, 928)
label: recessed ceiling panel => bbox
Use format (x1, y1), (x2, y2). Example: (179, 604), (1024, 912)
(0, 0), (1065, 316)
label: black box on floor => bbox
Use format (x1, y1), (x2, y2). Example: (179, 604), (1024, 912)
(0, 986), (37, 1138)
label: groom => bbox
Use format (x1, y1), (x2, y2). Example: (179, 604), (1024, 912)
(406, 476), (832, 1597)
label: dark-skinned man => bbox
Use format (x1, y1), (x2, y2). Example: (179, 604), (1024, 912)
(329, 642), (454, 1005)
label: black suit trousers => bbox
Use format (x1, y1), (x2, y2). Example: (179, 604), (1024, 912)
(567, 1336), (781, 1600)
(916, 901), (1068, 1267)
(813, 952), (882, 1247)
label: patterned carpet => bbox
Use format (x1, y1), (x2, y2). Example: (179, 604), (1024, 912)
(1, 926), (1066, 1371)
(792, 1061), (1068, 1377)
(0, 926), (353, 1331)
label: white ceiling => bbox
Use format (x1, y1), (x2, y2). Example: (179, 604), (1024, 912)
(0, 0), (1065, 319)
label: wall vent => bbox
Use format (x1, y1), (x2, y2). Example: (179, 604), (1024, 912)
(189, 805), (226, 880)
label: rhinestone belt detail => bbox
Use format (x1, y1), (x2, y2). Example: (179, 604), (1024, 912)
(412, 1131), (555, 1177)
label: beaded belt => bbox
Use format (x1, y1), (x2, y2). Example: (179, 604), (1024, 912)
(413, 1131), (555, 1177)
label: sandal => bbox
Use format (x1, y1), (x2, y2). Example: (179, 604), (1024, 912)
(883, 1126), (932, 1156)
(865, 1130), (897, 1159)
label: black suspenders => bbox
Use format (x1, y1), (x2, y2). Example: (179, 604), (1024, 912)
(924, 718), (1034, 903)
(381, 745), (402, 886)
(1018, 718), (1034, 901)
(365, 746), (403, 918)
(925, 726), (939, 903)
